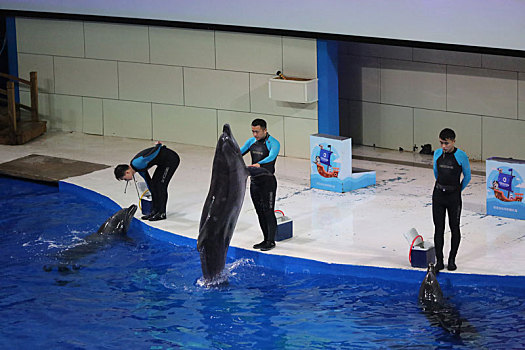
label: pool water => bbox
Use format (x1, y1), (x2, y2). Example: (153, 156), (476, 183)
(1, 176), (524, 349)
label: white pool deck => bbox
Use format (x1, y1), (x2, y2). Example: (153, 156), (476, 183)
(1, 131), (524, 277)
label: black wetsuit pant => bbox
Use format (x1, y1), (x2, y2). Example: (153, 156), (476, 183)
(432, 187), (462, 263)
(151, 150), (180, 214)
(250, 175), (277, 243)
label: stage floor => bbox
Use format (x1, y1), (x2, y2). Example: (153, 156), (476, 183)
(1, 131), (523, 276)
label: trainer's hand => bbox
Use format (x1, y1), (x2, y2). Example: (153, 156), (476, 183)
(154, 141), (161, 145)
(248, 163), (261, 168)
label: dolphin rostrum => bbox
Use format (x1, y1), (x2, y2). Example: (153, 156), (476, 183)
(44, 204), (137, 271)
(197, 124), (269, 282)
(418, 263), (462, 335)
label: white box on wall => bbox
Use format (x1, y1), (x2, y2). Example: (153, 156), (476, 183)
(269, 77), (318, 103)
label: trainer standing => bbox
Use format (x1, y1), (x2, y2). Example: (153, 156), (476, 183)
(432, 128), (471, 271)
(241, 119), (280, 251)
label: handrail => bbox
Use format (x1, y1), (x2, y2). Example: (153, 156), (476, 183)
(0, 72), (31, 86)
(1, 71), (40, 142)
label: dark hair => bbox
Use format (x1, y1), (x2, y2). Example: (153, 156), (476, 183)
(439, 128), (456, 141)
(114, 164), (130, 180)
(251, 118), (267, 129)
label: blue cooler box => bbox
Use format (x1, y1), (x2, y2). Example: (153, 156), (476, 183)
(276, 215), (293, 241)
(410, 241), (436, 268)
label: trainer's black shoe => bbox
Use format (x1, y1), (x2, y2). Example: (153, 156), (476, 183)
(141, 212), (156, 220)
(260, 241), (276, 251)
(253, 241), (266, 249)
(447, 258), (457, 271)
(149, 212), (166, 221)
(435, 260), (444, 271)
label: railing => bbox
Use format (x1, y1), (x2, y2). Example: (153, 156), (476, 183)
(0, 71), (39, 138)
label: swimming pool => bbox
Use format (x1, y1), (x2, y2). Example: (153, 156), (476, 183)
(1, 176), (524, 349)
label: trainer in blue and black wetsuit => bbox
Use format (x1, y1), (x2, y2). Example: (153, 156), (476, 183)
(240, 118), (280, 251)
(432, 128), (471, 271)
(114, 142), (180, 221)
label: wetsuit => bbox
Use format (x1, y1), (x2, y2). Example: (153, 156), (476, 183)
(131, 144), (180, 215)
(241, 134), (280, 244)
(432, 147), (471, 266)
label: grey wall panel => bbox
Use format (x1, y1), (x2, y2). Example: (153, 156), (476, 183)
(447, 66), (518, 119)
(482, 117), (525, 160)
(339, 55), (380, 103)
(103, 100), (152, 139)
(16, 17), (84, 57)
(282, 37), (317, 78)
(414, 109), (482, 160)
(152, 104), (217, 147)
(381, 59), (446, 110)
(54, 57), (118, 99)
(118, 62), (183, 105)
(362, 102), (414, 150)
(82, 97), (103, 135)
(84, 22), (149, 63)
(17, 53), (55, 93)
(215, 31), (282, 74)
(413, 48), (481, 67)
(149, 27), (215, 68)
(184, 68), (250, 111)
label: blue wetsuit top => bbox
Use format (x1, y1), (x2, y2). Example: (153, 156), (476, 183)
(433, 147), (471, 191)
(130, 143), (163, 186)
(240, 134), (280, 174)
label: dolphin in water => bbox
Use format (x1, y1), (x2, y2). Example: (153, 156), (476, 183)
(44, 204), (137, 271)
(418, 263), (462, 335)
(197, 124), (269, 282)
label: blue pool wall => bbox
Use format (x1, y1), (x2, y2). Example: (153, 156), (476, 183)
(59, 181), (525, 289)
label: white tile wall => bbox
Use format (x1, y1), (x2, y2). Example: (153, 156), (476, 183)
(82, 97), (103, 135)
(184, 68), (250, 111)
(16, 17), (84, 57)
(20, 90), (51, 123)
(103, 100), (152, 139)
(84, 22), (150, 63)
(152, 104), (217, 147)
(447, 66), (518, 119)
(381, 59), (446, 110)
(362, 102), (414, 150)
(413, 109), (482, 159)
(482, 117), (525, 160)
(118, 62), (183, 105)
(15, 17), (317, 157)
(215, 31), (282, 74)
(17, 53), (54, 93)
(54, 57), (118, 99)
(149, 27), (215, 68)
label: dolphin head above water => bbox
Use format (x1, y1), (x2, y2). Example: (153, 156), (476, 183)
(97, 204), (137, 235)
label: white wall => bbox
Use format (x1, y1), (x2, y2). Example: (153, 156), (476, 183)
(340, 42), (525, 160)
(16, 17), (318, 158)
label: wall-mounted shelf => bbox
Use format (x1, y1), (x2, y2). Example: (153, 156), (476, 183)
(268, 77), (318, 104)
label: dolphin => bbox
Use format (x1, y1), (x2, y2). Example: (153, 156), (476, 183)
(197, 124), (269, 282)
(44, 204), (137, 271)
(418, 263), (462, 335)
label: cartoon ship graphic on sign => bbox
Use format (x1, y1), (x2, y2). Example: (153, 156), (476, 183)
(314, 144), (339, 178)
(490, 168), (523, 202)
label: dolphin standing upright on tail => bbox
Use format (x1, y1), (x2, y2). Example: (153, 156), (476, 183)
(44, 204), (137, 272)
(197, 124), (269, 282)
(418, 263), (463, 335)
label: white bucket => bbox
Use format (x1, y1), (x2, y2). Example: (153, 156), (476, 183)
(403, 228), (423, 247)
